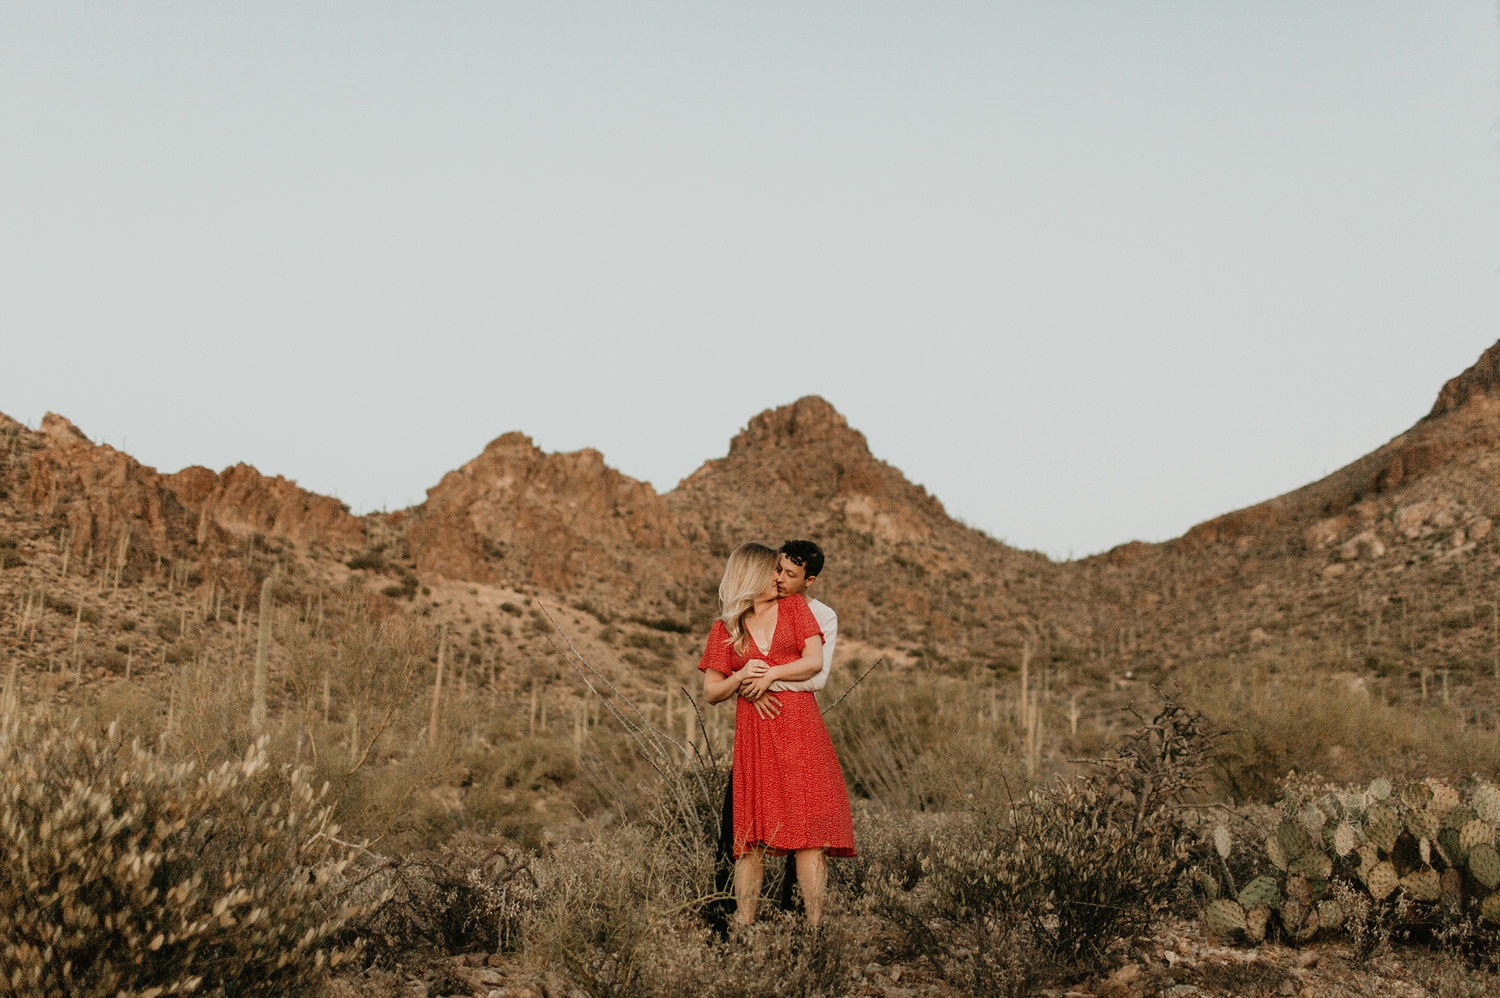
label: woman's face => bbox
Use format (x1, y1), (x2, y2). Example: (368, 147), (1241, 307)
(753, 571), (779, 604)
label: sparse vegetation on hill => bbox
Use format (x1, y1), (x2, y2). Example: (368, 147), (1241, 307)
(4, 341), (1500, 994)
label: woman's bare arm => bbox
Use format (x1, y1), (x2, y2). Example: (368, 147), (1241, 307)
(703, 667), (744, 704)
(740, 636), (822, 700)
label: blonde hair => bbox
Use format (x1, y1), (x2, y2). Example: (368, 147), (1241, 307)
(718, 543), (778, 655)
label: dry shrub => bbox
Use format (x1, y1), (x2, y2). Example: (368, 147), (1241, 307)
(824, 671), (1027, 811)
(865, 695), (1213, 989)
(527, 833), (658, 998)
(1183, 649), (1500, 800)
(523, 831), (856, 998)
(341, 847), (541, 964)
(0, 711), (362, 998)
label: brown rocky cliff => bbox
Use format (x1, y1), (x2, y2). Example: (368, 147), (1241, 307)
(405, 431), (689, 591)
(1430, 339), (1500, 418)
(669, 396), (951, 550)
(5, 412), (363, 567)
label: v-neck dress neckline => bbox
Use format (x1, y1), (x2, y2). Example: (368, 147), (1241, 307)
(747, 603), (779, 657)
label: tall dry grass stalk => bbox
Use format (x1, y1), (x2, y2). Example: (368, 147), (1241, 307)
(1179, 643), (1500, 800)
(429, 624), (446, 748)
(251, 571), (275, 731)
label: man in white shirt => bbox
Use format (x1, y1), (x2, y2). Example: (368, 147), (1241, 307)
(745, 539), (836, 720)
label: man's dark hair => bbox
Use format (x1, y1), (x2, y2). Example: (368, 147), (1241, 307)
(778, 539), (825, 579)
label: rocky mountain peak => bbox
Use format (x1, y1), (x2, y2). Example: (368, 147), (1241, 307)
(1429, 339), (1500, 418)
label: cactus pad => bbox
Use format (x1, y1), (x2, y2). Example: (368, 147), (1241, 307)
(1265, 832), (1289, 872)
(1368, 861), (1398, 900)
(1278, 898), (1305, 936)
(1289, 850), (1332, 880)
(1278, 818), (1312, 861)
(1366, 805), (1400, 853)
(1441, 868), (1463, 910)
(1475, 784), (1500, 824)
(1196, 868), (1219, 901)
(1484, 893), (1500, 926)
(1461, 820), (1494, 853)
(1406, 809), (1440, 843)
(1439, 827), (1466, 867)
(1368, 777), (1392, 800)
(1213, 824), (1232, 860)
(1332, 821), (1356, 858)
(1401, 869), (1441, 902)
(1293, 904), (1319, 943)
(1357, 843), (1379, 873)
(1238, 875), (1281, 909)
(1446, 805), (1477, 831)
(1205, 899), (1247, 938)
(1402, 782), (1434, 810)
(1245, 904), (1270, 944)
(1429, 782), (1460, 816)
(1470, 844), (1500, 888)
(1299, 804), (1326, 836)
(1318, 899), (1346, 931)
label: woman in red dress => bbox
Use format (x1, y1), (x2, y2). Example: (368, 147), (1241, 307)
(699, 542), (856, 927)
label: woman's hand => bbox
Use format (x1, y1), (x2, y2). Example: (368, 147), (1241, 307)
(741, 669), (776, 702)
(740, 660), (770, 681)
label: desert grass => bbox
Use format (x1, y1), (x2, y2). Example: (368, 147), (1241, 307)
(1175, 638), (1500, 800)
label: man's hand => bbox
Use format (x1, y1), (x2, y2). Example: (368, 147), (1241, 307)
(750, 693), (783, 720)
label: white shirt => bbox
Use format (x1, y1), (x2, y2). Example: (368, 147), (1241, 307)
(769, 598), (837, 693)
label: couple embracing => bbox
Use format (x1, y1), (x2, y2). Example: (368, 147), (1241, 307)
(698, 540), (855, 929)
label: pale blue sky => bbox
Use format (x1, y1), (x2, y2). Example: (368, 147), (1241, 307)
(2, 3), (1497, 558)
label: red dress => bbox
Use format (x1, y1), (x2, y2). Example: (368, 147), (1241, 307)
(698, 594), (856, 858)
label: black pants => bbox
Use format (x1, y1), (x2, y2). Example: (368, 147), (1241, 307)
(706, 770), (802, 938)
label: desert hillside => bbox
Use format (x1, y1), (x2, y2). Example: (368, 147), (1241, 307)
(5, 342), (1499, 696)
(5, 341), (1500, 998)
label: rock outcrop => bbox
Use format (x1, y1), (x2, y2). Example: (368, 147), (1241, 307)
(1430, 339), (1500, 418)
(404, 432), (690, 592)
(3, 411), (363, 571)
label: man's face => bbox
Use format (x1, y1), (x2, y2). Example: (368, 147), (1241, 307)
(775, 555), (815, 597)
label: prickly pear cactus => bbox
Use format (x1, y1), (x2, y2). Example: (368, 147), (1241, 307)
(1406, 809), (1440, 843)
(1461, 819), (1495, 853)
(1475, 784), (1500, 824)
(1213, 824), (1232, 860)
(1245, 904), (1270, 944)
(1199, 775), (1500, 949)
(1289, 850), (1332, 880)
(1401, 868), (1441, 902)
(1332, 821), (1356, 858)
(1368, 861), (1399, 901)
(1238, 875), (1281, 910)
(1205, 899), (1247, 938)
(1367, 805), (1401, 853)
(1265, 832), (1289, 872)
(1469, 843), (1500, 889)
(1317, 899), (1346, 932)
(1277, 817), (1312, 861)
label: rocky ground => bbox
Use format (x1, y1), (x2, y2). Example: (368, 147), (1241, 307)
(317, 916), (1500, 998)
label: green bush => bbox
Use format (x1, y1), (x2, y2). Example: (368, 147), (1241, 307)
(0, 713), (364, 997)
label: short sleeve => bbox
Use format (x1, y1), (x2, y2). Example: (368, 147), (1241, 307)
(697, 621), (734, 676)
(785, 595), (824, 647)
